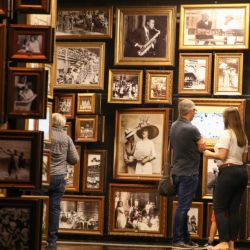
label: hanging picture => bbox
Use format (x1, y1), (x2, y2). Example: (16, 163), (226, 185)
(14, 0), (50, 14)
(55, 93), (75, 119)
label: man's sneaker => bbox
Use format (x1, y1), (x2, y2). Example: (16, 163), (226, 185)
(172, 241), (194, 249)
(185, 240), (199, 248)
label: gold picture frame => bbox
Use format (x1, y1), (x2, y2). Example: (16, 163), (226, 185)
(179, 4), (250, 50)
(178, 53), (212, 95)
(213, 53), (243, 95)
(145, 70), (173, 104)
(114, 6), (176, 66)
(77, 93), (101, 114)
(108, 69), (143, 104)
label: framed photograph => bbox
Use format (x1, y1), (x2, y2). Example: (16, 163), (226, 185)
(77, 93), (101, 114)
(178, 53), (212, 95)
(9, 25), (53, 62)
(187, 98), (246, 148)
(179, 4), (249, 50)
(108, 183), (166, 237)
(22, 195), (49, 241)
(202, 155), (218, 199)
(14, 0), (50, 14)
(206, 203), (219, 239)
(59, 195), (104, 235)
(0, 130), (43, 189)
(114, 108), (169, 181)
(108, 69), (143, 104)
(65, 145), (80, 193)
(214, 53), (243, 95)
(172, 201), (203, 239)
(75, 115), (102, 142)
(56, 7), (113, 39)
(114, 6), (176, 66)
(0, 0), (9, 17)
(0, 24), (6, 123)
(55, 93), (75, 119)
(42, 149), (51, 186)
(145, 70), (173, 104)
(8, 67), (47, 118)
(0, 198), (42, 250)
(82, 150), (107, 193)
(53, 42), (105, 90)
(63, 121), (72, 138)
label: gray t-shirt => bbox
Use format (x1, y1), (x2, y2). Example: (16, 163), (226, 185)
(170, 117), (201, 176)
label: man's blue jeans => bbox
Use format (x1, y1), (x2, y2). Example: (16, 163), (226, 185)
(172, 175), (198, 243)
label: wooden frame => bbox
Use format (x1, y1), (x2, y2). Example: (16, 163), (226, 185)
(75, 115), (102, 142)
(172, 201), (203, 239)
(53, 42), (105, 90)
(77, 93), (101, 114)
(59, 195), (104, 235)
(0, 0), (9, 17)
(179, 4), (249, 50)
(202, 155), (218, 199)
(82, 150), (106, 193)
(56, 7), (113, 39)
(14, 0), (50, 14)
(114, 6), (176, 66)
(206, 203), (219, 239)
(55, 93), (75, 119)
(0, 198), (42, 250)
(113, 108), (169, 181)
(214, 53), (243, 95)
(187, 98), (246, 149)
(108, 183), (166, 237)
(42, 149), (51, 186)
(0, 130), (43, 189)
(108, 69), (143, 104)
(178, 53), (212, 95)
(9, 25), (53, 63)
(145, 70), (173, 104)
(8, 67), (47, 118)
(65, 145), (80, 193)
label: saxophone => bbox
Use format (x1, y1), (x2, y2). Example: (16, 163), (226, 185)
(137, 29), (161, 56)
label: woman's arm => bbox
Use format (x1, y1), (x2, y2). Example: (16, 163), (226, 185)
(204, 148), (228, 161)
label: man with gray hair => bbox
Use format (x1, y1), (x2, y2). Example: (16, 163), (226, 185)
(170, 99), (205, 248)
(46, 113), (79, 249)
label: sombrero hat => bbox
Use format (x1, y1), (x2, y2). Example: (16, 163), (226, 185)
(124, 128), (136, 139)
(136, 122), (159, 140)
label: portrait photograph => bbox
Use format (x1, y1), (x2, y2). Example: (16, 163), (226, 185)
(8, 67), (47, 118)
(145, 70), (173, 104)
(113, 108), (169, 181)
(0, 130), (43, 189)
(114, 6), (176, 66)
(202, 155), (218, 199)
(172, 201), (203, 239)
(82, 150), (107, 193)
(109, 183), (166, 237)
(179, 4), (249, 50)
(0, 0), (9, 17)
(53, 42), (105, 90)
(56, 7), (113, 39)
(59, 195), (104, 235)
(9, 25), (53, 62)
(0, 198), (42, 250)
(55, 94), (75, 119)
(42, 149), (51, 186)
(214, 53), (243, 95)
(77, 93), (101, 114)
(108, 69), (143, 104)
(178, 53), (212, 95)
(14, 0), (50, 13)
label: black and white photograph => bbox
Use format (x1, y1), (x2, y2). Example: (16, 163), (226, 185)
(55, 94), (75, 119)
(187, 207), (199, 235)
(17, 34), (42, 53)
(114, 6), (176, 65)
(86, 153), (101, 189)
(108, 69), (143, 104)
(56, 7), (113, 39)
(80, 120), (94, 139)
(54, 42), (105, 90)
(114, 109), (169, 180)
(59, 196), (104, 235)
(179, 4), (249, 49)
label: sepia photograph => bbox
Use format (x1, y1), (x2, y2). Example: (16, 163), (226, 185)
(178, 53), (212, 95)
(14, 0), (50, 14)
(59, 196), (104, 235)
(56, 7), (113, 39)
(114, 109), (169, 181)
(42, 149), (51, 186)
(214, 53), (243, 95)
(53, 42), (105, 89)
(114, 6), (176, 66)
(109, 184), (166, 237)
(77, 93), (101, 114)
(179, 4), (249, 50)
(108, 69), (143, 104)
(55, 94), (75, 119)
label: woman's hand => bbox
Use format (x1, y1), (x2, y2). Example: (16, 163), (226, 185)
(204, 150), (211, 157)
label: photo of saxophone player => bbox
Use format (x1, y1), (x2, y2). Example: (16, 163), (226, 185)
(124, 16), (164, 57)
